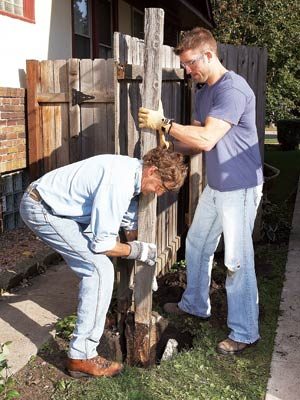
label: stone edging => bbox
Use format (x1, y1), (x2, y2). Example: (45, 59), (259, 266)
(0, 250), (62, 291)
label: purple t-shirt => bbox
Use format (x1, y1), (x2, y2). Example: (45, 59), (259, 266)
(195, 71), (263, 191)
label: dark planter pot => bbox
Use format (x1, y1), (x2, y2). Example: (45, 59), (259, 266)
(264, 162), (280, 192)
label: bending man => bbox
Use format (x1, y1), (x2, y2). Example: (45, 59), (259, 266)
(20, 147), (187, 377)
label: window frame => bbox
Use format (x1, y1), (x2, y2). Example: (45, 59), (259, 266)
(0, 0), (35, 23)
(72, 0), (93, 59)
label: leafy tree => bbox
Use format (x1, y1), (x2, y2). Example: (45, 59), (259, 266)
(212, 0), (300, 124)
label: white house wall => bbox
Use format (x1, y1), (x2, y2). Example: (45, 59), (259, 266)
(0, 0), (72, 88)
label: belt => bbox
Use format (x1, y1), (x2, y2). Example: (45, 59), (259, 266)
(26, 187), (42, 202)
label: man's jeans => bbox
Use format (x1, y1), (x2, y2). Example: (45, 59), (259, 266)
(179, 184), (263, 344)
(19, 190), (114, 359)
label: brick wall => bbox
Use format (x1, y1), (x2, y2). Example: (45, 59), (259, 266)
(0, 87), (26, 174)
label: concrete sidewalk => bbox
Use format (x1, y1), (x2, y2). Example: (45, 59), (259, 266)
(0, 176), (299, 399)
(0, 261), (78, 374)
(265, 176), (300, 400)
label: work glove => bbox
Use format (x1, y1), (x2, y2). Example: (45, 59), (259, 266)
(125, 240), (157, 267)
(138, 101), (173, 132)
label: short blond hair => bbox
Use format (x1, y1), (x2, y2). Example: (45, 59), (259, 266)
(143, 147), (187, 192)
(175, 27), (217, 56)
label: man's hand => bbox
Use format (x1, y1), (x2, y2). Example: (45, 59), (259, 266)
(138, 100), (173, 132)
(138, 106), (165, 130)
(124, 240), (157, 267)
(123, 229), (138, 242)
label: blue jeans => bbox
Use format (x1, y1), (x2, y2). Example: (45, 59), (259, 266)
(179, 184), (263, 344)
(19, 190), (115, 359)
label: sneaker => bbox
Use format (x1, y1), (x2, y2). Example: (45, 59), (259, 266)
(217, 338), (253, 355)
(67, 355), (123, 378)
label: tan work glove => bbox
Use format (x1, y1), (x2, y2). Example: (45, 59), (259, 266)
(139, 101), (173, 149)
(138, 101), (173, 132)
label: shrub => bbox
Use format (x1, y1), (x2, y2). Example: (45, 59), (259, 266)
(277, 119), (300, 150)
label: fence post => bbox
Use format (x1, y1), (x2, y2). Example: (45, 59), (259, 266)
(126, 8), (164, 367)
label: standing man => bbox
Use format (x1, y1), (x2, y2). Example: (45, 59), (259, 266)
(138, 27), (263, 355)
(20, 147), (187, 377)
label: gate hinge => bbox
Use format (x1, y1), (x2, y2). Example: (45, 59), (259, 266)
(72, 88), (95, 106)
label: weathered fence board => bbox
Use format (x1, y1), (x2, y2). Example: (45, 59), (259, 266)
(26, 60), (42, 180)
(53, 60), (70, 168)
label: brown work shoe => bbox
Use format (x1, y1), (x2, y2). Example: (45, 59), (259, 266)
(163, 302), (188, 315)
(67, 355), (123, 378)
(217, 338), (252, 355)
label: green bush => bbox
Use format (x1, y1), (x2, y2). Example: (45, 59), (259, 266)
(277, 119), (300, 150)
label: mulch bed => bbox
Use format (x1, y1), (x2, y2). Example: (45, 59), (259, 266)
(0, 226), (50, 273)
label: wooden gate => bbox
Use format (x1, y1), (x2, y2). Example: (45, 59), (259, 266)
(26, 58), (115, 180)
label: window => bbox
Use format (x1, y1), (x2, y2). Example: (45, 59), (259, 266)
(0, 0), (35, 23)
(73, 0), (92, 58)
(72, 0), (113, 60)
(94, 0), (112, 59)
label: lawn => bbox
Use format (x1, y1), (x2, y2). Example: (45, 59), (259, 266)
(12, 144), (299, 400)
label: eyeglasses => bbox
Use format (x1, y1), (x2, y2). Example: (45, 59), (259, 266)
(180, 54), (205, 69)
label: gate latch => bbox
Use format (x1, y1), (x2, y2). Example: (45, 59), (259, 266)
(72, 89), (95, 106)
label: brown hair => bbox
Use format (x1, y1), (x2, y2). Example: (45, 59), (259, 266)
(174, 27), (217, 56)
(143, 147), (187, 192)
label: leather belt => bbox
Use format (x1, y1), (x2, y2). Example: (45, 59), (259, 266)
(26, 187), (42, 202)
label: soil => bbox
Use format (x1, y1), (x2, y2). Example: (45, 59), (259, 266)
(0, 226), (50, 273)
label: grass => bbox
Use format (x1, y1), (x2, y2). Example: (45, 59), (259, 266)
(41, 145), (300, 400)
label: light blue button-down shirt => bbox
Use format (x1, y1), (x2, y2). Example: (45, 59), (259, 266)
(36, 154), (142, 253)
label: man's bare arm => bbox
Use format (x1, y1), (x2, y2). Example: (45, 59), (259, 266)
(169, 116), (231, 152)
(171, 120), (202, 155)
(103, 242), (131, 257)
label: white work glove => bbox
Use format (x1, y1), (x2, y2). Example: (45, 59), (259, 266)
(125, 240), (157, 267)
